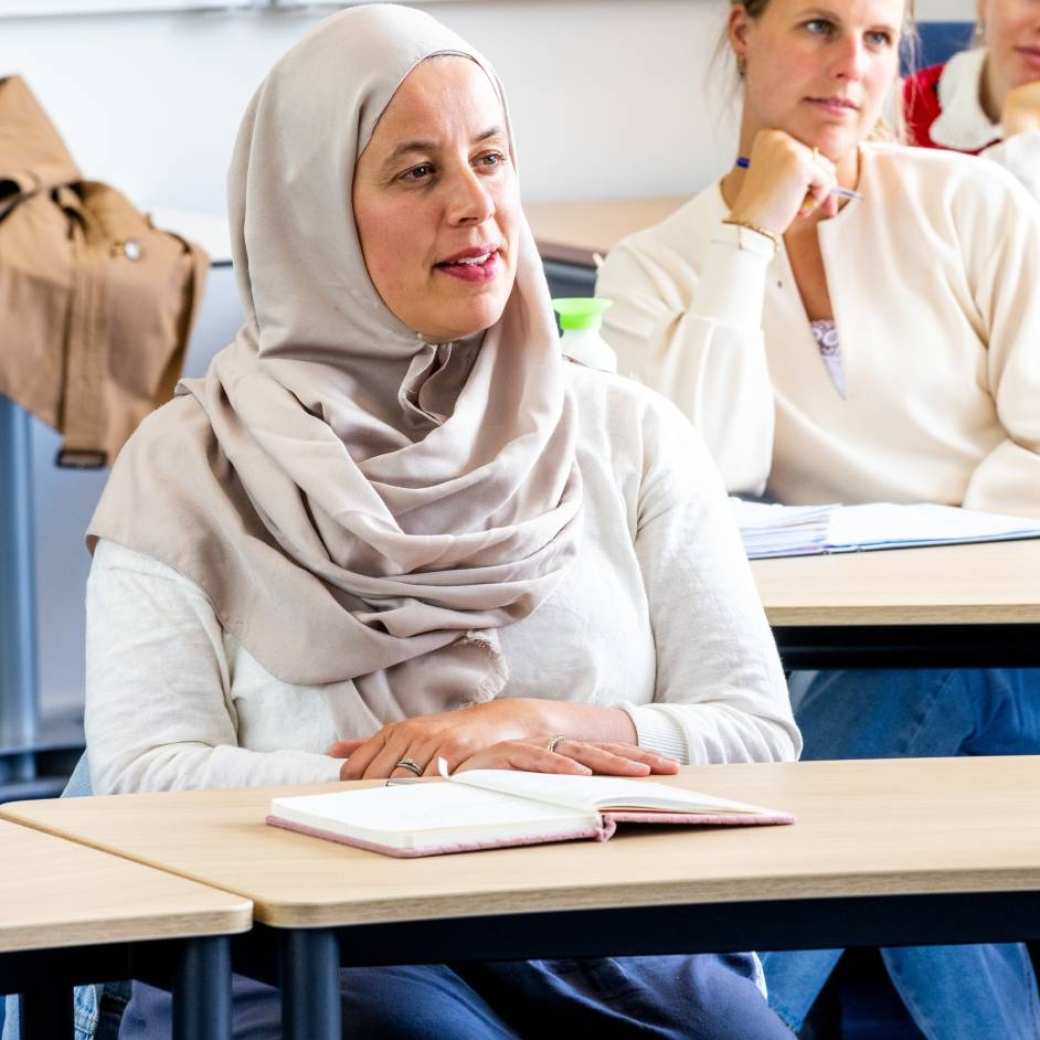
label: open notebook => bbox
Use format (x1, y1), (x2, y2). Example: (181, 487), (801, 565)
(267, 763), (793, 858)
(731, 499), (1040, 559)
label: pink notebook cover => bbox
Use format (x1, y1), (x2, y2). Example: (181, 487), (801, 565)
(265, 808), (794, 859)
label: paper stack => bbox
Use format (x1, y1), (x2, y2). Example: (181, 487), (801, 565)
(730, 499), (1040, 559)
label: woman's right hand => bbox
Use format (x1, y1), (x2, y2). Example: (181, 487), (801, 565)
(455, 739), (679, 777)
(727, 129), (839, 235)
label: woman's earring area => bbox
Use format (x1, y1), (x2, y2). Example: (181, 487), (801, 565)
(736, 54), (748, 78)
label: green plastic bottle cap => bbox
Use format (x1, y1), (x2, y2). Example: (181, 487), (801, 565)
(551, 297), (613, 331)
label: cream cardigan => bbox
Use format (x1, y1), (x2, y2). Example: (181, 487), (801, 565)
(596, 142), (1040, 518)
(85, 365), (799, 795)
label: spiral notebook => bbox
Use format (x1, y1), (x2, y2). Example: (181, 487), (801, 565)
(267, 763), (793, 858)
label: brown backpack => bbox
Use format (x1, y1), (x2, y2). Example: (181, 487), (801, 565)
(0, 75), (209, 468)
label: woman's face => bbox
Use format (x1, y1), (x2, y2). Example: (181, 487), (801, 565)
(979, 0), (1040, 95)
(730, 0), (904, 159)
(353, 57), (520, 344)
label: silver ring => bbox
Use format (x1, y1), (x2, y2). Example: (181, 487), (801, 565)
(546, 734), (566, 754)
(395, 757), (423, 777)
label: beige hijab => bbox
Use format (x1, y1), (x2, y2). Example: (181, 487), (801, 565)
(88, 4), (582, 719)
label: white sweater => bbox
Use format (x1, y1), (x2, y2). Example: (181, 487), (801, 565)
(85, 365), (799, 796)
(596, 143), (1040, 519)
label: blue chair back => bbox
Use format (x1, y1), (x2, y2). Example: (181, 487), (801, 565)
(909, 21), (975, 73)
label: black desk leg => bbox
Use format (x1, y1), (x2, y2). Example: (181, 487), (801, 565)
(173, 936), (232, 1040)
(19, 985), (74, 1039)
(280, 928), (341, 1040)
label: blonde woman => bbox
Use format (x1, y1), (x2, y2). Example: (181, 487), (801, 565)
(596, 0), (1040, 1035)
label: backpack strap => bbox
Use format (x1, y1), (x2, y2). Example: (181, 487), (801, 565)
(54, 185), (108, 469)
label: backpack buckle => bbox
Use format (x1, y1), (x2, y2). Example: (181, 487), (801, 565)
(55, 447), (107, 470)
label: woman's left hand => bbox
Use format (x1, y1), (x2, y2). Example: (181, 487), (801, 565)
(329, 699), (557, 780)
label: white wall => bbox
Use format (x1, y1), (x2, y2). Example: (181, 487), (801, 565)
(0, 0), (745, 214)
(917, 0), (974, 19)
(0, 0), (977, 210)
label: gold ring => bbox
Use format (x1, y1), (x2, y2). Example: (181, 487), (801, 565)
(812, 146), (820, 163)
(546, 735), (566, 754)
(395, 757), (423, 777)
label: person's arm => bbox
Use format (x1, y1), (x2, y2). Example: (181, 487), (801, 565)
(598, 131), (840, 498)
(596, 230), (776, 497)
(85, 539), (344, 794)
(615, 395), (801, 765)
(960, 176), (1040, 518)
(90, 539), (664, 787)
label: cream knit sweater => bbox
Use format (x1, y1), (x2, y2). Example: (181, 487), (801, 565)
(596, 142), (1040, 518)
(86, 365), (799, 795)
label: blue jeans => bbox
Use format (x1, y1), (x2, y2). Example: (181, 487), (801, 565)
(761, 668), (1040, 1040)
(119, 954), (793, 1039)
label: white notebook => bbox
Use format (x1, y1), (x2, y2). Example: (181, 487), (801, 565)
(731, 499), (1040, 559)
(267, 763), (793, 858)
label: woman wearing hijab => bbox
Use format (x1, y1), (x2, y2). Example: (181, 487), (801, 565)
(595, 0), (1040, 1034)
(84, 5), (798, 1037)
(904, 0), (1040, 197)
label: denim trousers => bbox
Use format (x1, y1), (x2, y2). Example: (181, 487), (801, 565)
(761, 668), (1040, 1040)
(119, 954), (794, 1039)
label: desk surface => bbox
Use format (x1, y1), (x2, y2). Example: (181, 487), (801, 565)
(752, 540), (1040, 627)
(4, 757), (1039, 930)
(525, 196), (686, 267)
(0, 818), (251, 953)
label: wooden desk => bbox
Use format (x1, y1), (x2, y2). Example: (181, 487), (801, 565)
(526, 196), (685, 268)
(0, 818), (251, 1039)
(751, 540), (1040, 668)
(5, 757), (1040, 1039)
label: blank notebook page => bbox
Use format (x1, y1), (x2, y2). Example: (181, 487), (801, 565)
(452, 770), (771, 815)
(271, 782), (591, 839)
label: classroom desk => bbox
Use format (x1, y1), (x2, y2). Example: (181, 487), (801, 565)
(752, 540), (1040, 669)
(526, 196), (685, 297)
(525, 196), (686, 267)
(5, 757), (1040, 1040)
(0, 818), (251, 1039)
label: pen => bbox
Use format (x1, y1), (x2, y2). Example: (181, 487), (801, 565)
(735, 156), (863, 200)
